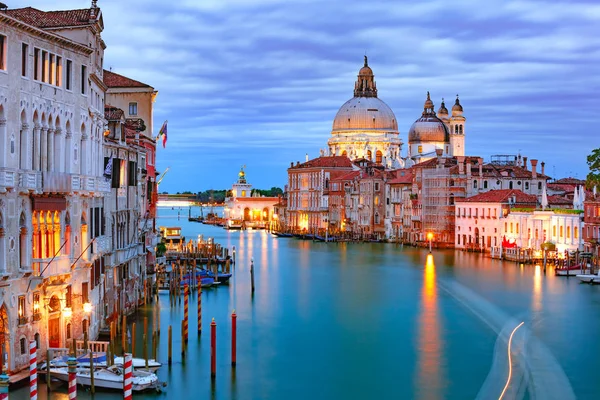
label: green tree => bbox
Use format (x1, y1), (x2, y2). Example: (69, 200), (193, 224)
(587, 148), (600, 189)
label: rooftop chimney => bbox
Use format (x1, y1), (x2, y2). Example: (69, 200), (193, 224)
(523, 157), (528, 171)
(466, 162), (472, 178)
(541, 161), (545, 176)
(305, 153), (309, 162)
(478, 157), (483, 177)
(530, 159), (538, 179)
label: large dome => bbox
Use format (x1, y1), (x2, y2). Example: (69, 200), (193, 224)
(332, 97), (398, 131)
(408, 92), (449, 143)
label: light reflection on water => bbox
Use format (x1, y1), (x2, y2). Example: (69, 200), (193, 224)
(416, 254), (444, 399)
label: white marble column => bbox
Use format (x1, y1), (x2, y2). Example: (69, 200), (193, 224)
(64, 133), (71, 173)
(54, 129), (62, 173)
(0, 118), (6, 168)
(47, 128), (55, 172)
(80, 135), (88, 175)
(40, 127), (48, 172)
(33, 125), (41, 171)
(20, 124), (30, 170)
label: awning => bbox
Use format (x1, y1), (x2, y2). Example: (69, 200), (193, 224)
(33, 197), (67, 211)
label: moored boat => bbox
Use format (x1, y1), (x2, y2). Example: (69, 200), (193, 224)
(576, 270), (600, 284)
(555, 264), (590, 276)
(42, 353), (162, 372)
(49, 365), (164, 392)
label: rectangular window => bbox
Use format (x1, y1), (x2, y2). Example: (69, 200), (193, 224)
(49, 54), (55, 85)
(82, 282), (89, 303)
(66, 60), (72, 90)
(128, 161), (138, 186)
(41, 51), (47, 82)
(18, 295), (26, 325)
(56, 56), (62, 87)
(66, 285), (72, 308)
(34, 48), (40, 80)
(81, 65), (87, 95)
(374, 182), (380, 191)
(111, 158), (121, 188)
(129, 102), (138, 116)
(0, 35), (6, 71)
(21, 43), (28, 77)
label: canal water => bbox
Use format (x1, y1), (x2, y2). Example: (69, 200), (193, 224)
(16, 206), (600, 399)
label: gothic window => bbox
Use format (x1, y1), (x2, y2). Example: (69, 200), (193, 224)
(483, 180), (488, 189)
(455, 125), (458, 134)
(367, 150), (372, 160)
(473, 180), (478, 189)
(459, 125), (463, 134)
(375, 150), (382, 164)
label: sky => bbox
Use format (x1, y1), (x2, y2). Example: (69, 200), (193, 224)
(15, 0), (600, 192)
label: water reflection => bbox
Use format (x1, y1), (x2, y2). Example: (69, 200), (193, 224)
(416, 254), (445, 399)
(532, 265), (542, 312)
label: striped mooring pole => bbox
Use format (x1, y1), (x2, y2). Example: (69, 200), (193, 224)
(211, 318), (216, 380)
(67, 357), (77, 400)
(29, 341), (37, 400)
(184, 284), (189, 342)
(0, 373), (9, 400)
(197, 284), (202, 335)
(123, 353), (133, 400)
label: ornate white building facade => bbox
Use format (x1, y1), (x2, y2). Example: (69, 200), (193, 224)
(327, 57), (404, 169)
(0, 3), (110, 374)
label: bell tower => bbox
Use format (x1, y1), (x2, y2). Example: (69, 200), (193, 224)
(449, 95), (466, 156)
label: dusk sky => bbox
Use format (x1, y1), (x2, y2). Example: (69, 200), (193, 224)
(16, 0), (600, 192)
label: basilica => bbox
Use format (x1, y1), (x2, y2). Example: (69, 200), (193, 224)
(327, 56), (466, 164)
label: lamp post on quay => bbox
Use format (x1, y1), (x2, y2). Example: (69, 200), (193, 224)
(427, 232), (434, 253)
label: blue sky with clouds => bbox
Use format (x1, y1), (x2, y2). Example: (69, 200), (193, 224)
(15, 0), (600, 191)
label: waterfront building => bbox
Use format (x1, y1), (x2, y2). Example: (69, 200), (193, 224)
(104, 70), (159, 301)
(287, 156), (355, 233)
(224, 167), (279, 229)
(328, 170), (360, 235)
(103, 104), (148, 321)
(0, 3), (109, 373)
(327, 57), (404, 168)
(385, 168), (414, 241)
(455, 190), (538, 251)
(583, 195), (600, 256)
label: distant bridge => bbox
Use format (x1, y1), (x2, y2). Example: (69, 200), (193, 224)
(157, 194), (224, 207)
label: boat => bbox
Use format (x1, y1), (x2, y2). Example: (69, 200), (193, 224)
(576, 270), (600, 284)
(555, 264), (590, 276)
(314, 235), (336, 242)
(42, 353), (162, 372)
(272, 232), (293, 238)
(197, 269), (232, 284)
(226, 219), (243, 230)
(49, 365), (164, 392)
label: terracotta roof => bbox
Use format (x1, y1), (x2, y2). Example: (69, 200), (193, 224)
(103, 70), (152, 88)
(331, 171), (361, 182)
(290, 156), (353, 170)
(388, 168), (414, 184)
(456, 189), (538, 204)
(547, 183), (575, 194)
(553, 177), (585, 185)
(4, 7), (99, 29)
(547, 195), (573, 206)
(104, 105), (124, 121)
(448, 162), (549, 180)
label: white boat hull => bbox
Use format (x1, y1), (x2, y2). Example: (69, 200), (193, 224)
(50, 366), (160, 392)
(576, 274), (600, 284)
(556, 268), (590, 276)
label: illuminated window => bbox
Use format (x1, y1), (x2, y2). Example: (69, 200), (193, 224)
(559, 226), (563, 238)
(18, 296), (26, 325)
(567, 226), (571, 238)
(553, 226), (556, 237)
(574, 227), (578, 239)
(417, 145), (423, 154)
(516, 223), (519, 234)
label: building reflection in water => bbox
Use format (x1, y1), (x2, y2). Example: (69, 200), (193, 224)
(415, 254), (445, 399)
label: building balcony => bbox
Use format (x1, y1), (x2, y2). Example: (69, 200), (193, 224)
(33, 256), (71, 278)
(19, 170), (42, 193)
(0, 168), (16, 190)
(411, 215), (421, 221)
(42, 172), (112, 194)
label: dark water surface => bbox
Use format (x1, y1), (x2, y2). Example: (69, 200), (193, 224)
(15, 206), (600, 399)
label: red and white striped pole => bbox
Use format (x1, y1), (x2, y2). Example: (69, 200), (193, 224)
(197, 284), (202, 335)
(29, 341), (37, 400)
(0, 373), (9, 399)
(184, 284), (189, 342)
(123, 353), (133, 400)
(211, 318), (216, 380)
(67, 357), (77, 400)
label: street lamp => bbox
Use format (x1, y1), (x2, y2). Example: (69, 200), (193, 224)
(427, 232), (434, 253)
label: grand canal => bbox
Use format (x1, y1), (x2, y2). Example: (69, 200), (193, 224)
(16, 206), (600, 399)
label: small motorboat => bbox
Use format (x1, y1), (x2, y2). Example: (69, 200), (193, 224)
(198, 269), (232, 284)
(555, 264), (590, 276)
(49, 365), (164, 392)
(42, 353), (161, 372)
(576, 270), (600, 284)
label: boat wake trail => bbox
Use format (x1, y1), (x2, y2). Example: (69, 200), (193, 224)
(436, 279), (575, 400)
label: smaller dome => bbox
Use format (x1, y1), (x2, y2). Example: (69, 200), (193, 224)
(452, 95), (463, 115)
(359, 65), (373, 76)
(437, 98), (448, 116)
(408, 116), (450, 143)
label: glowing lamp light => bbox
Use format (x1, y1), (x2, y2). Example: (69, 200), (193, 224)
(33, 302), (40, 312)
(18, 304), (23, 318)
(83, 302), (93, 314)
(427, 232), (434, 241)
(63, 307), (73, 319)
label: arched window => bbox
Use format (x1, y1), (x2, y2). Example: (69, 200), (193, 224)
(19, 212), (27, 270)
(553, 226), (556, 237)
(538, 182), (542, 190)
(366, 150), (372, 161)
(459, 125), (463, 134)
(574, 227), (578, 239)
(483, 180), (488, 189)
(509, 181), (513, 189)
(342, 150), (347, 157)
(473, 180), (478, 189)
(375, 150), (382, 164)
(455, 125), (458, 134)
(34, 333), (40, 349)
(64, 212), (71, 256)
(66, 323), (72, 339)
(567, 226), (571, 238)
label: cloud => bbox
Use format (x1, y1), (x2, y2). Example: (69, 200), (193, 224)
(14, 0), (599, 188)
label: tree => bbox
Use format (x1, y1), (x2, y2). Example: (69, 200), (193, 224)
(587, 148), (600, 189)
